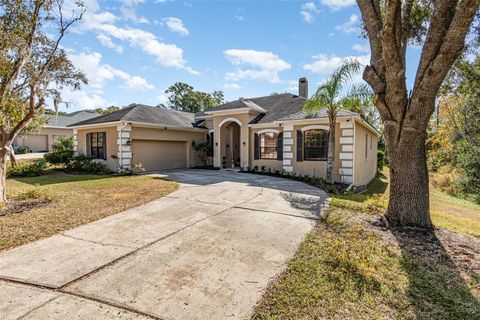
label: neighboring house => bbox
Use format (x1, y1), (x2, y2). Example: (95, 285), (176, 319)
(70, 78), (380, 186)
(13, 110), (100, 152)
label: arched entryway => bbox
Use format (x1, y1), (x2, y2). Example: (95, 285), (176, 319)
(220, 121), (241, 168)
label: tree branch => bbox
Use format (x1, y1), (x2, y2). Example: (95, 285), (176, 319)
(413, 0), (459, 93)
(411, 0), (480, 123)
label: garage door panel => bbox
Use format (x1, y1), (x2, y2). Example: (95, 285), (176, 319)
(19, 135), (48, 152)
(132, 140), (187, 171)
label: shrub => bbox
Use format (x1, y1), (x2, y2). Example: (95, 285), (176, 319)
(7, 160), (45, 178)
(14, 185), (52, 201)
(377, 150), (385, 172)
(65, 155), (109, 174)
(193, 141), (212, 167)
(16, 146), (29, 154)
(44, 136), (74, 166)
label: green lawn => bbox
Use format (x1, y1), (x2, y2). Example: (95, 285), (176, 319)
(252, 169), (480, 319)
(0, 170), (178, 251)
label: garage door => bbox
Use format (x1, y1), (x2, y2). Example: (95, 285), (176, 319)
(21, 135), (48, 152)
(132, 140), (188, 171)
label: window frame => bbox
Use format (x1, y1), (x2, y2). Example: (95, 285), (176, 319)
(88, 132), (107, 160)
(259, 132), (278, 160)
(303, 129), (329, 161)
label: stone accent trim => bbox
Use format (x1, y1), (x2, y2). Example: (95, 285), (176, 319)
(73, 129), (78, 154)
(117, 124), (132, 172)
(338, 119), (354, 184)
(282, 126), (294, 172)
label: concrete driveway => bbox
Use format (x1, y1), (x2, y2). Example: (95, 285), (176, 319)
(0, 170), (328, 320)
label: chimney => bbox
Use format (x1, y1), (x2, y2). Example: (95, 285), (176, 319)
(298, 77), (308, 99)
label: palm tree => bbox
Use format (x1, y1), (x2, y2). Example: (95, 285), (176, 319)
(304, 60), (369, 183)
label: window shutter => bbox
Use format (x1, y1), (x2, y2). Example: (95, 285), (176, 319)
(86, 133), (91, 157)
(277, 132), (283, 160)
(102, 132), (107, 160)
(254, 133), (259, 160)
(296, 130), (303, 162)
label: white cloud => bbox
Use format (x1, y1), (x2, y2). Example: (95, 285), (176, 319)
(69, 52), (154, 91)
(120, 0), (149, 24)
(61, 90), (108, 110)
(123, 76), (155, 90)
(234, 8), (245, 21)
(224, 49), (291, 83)
(300, 2), (320, 23)
(335, 14), (360, 34)
(224, 83), (241, 89)
(352, 43), (369, 53)
(73, 0), (197, 74)
(163, 17), (189, 36)
(303, 54), (370, 74)
(320, 0), (355, 10)
(156, 94), (169, 105)
(97, 34), (123, 53)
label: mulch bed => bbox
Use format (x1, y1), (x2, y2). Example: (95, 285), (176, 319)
(0, 198), (51, 217)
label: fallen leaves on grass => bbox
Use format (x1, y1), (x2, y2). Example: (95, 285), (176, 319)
(0, 173), (178, 251)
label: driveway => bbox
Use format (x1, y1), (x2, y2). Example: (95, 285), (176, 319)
(0, 170), (328, 320)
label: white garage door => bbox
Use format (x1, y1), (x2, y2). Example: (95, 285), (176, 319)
(132, 140), (188, 171)
(21, 135), (48, 152)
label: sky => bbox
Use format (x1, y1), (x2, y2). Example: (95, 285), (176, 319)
(57, 0), (421, 112)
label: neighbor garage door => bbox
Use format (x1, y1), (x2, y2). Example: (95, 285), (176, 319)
(22, 135), (48, 152)
(132, 140), (188, 171)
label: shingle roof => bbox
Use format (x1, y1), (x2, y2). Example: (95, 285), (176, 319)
(277, 109), (358, 121)
(69, 104), (197, 128)
(203, 93), (308, 124)
(46, 110), (100, 127)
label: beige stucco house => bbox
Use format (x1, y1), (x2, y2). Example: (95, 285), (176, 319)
(13, 110), (100, 152)
(70, 79), (380, 186)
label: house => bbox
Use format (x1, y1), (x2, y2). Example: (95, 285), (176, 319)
(13, 110), (100, 152)
(70, 78), (380, 186)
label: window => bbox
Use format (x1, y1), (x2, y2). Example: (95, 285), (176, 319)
(365, 133), (368, 158)
(206, 132), (214, 157)
(87, 132), (106, 160)
(303, 129), (328, 161)
(259, 132), (278, 159)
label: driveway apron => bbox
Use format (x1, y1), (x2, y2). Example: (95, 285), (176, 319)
(0, 170), (328, 320)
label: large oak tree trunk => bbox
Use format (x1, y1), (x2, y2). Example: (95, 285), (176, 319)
(383, 122), (433, 228)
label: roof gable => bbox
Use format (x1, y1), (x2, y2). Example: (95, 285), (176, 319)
(69, 104), (197, 128)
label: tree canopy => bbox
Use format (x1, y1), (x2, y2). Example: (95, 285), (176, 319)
(0, 0), (86, 201)
(159, 82), (224, 113)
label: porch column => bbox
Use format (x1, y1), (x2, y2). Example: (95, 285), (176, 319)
(213, 121), (221, 168)
(282, 124), (294, 172)
(339, 119), (354, 184)
(117, 123), (132, 172)
(240, 124), (249, 168)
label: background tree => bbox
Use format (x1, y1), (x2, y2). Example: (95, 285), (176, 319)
(95, 105), (120, 115)
(0, 0), (86, 202)
(305, 60), (368, 183)
(429, 55), (480, 202)
(160, 82), (224, 112)
(356, 0), (479, 228)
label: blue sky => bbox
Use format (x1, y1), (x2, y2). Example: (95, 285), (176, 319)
(58, 0), (420, 112)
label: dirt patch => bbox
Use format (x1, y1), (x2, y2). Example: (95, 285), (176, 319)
(0, 198), (51, 216)
(364, 215), (480, 276)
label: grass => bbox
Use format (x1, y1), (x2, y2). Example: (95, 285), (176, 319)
(0, 170), (178, 251)
(252, 168), (480, 319)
